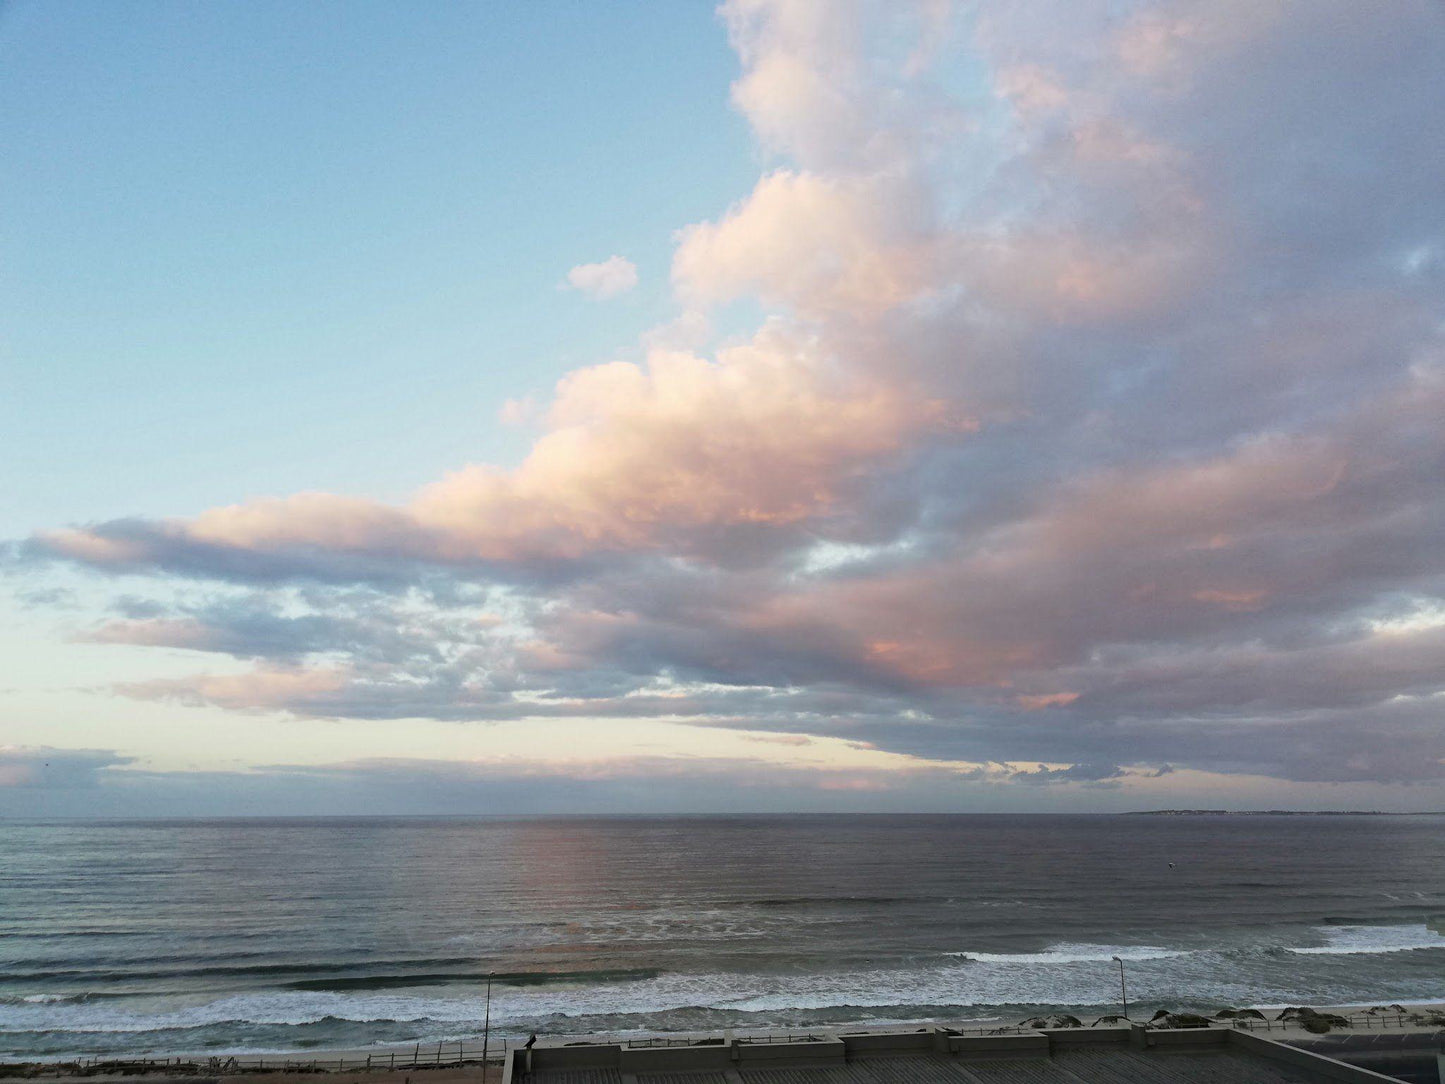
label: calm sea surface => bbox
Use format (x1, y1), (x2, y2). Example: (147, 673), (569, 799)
(2, 814), (1444, 1058)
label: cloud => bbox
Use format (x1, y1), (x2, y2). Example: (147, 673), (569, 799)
(497, 396), (536, 427)
(674, 170), (942, 318)
(13, 0), (1445, 796)
(0, 747), (1214, 818)
(1009, 762), (1127, 787)
(564, 255), (638, 299)
(30, 328), (941, 580)
(0, 746), (133, 788)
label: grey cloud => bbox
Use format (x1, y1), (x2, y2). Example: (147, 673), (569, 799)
(112, 595), (173, 619)
(1010, 763), (1127, 786)
(78, 594), (475, 666)
(18, 519), (435, 588)
(0, 746), (133, 789)
(13, 586), (78, 610)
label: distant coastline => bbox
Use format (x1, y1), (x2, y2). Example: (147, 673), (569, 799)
(1125, 809), (1445, 816)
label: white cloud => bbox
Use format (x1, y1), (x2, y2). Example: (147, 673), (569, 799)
(564, 255), (638, 299)
(497, 396), (536, 427)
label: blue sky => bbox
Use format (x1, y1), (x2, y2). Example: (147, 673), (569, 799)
(4, 0), (1445, 815)
(2, 1), (751, 530)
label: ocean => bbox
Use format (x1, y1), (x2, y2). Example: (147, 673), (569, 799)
(3, 814), (1444, 1059)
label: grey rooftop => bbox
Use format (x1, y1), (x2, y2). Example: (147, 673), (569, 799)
(505, 1024), (1408, 1084)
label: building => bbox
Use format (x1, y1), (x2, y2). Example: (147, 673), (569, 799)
(504, 1023), (1413, 1084)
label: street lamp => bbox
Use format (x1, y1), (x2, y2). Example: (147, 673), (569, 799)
(482, 972), (493, 1068)
(1111, 957), (1129, 1020)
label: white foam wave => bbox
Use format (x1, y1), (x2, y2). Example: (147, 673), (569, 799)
(0, 954), (1260, 1037)
(0, 962), (1125, 1035)
(6, 927), (1445, 1043)
(0, 991), (472, 1034)
(1289, 924), (1445, 956)
(948, 943), (1189, 964)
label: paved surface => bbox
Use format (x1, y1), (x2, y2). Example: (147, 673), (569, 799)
(1284, 1031), (1444, 1084)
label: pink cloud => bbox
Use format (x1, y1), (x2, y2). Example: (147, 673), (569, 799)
(674, 171), (941, 318)
(1016, 692), (1081, 711)
(43, 330), (940, 570)
(119, 666), (352, 713)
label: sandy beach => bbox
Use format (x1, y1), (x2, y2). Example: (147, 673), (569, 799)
(13, 1000), (1443, 1075)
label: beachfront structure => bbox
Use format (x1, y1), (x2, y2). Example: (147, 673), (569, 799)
(504, 1024), (1412, 1084)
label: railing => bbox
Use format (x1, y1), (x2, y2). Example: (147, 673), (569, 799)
(961, 1025), (1030, 1037)
(59, 1038), (515, 1075)
(1341, 1011), (1436, 1029)
(735, 1032), (827, 1045)
(1230, 1011), (1438, 1032)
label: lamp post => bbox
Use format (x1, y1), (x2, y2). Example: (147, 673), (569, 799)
(1111, 956), (1129, 1020)
(482, 972), (493, 1069)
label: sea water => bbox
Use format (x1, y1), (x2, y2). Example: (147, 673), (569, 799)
(2, 814), (1443, 1058)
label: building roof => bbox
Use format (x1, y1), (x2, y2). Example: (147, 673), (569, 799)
(507, 1025), (1403, 1084)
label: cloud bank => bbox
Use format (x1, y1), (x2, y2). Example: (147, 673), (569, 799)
(0, 746), (134, 789)
(17, 0), (1445, 796)
(0, 743), (1311, 819)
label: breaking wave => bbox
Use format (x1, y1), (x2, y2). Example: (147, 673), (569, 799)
(948, 943), (1189, 965)
(1289, 924), (1445, 956)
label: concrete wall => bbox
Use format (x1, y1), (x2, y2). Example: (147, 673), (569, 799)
(838, 1031), (937, 1057)
(1136, 1027), (1228, 1048)
(734, 1038), (845, 1065)
(1040, 1027), (1130, 1047)
(619, 1044), (732, 1073)
(502, 1037), (848, 1083)
(948, 1033), (1050, 1059)
(528, 1044), (621, 1072)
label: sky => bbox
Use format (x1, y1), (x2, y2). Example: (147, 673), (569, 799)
(3, 0), (1445, 816)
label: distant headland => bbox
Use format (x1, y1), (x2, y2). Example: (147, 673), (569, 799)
(1124, 809), (1444, 816)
